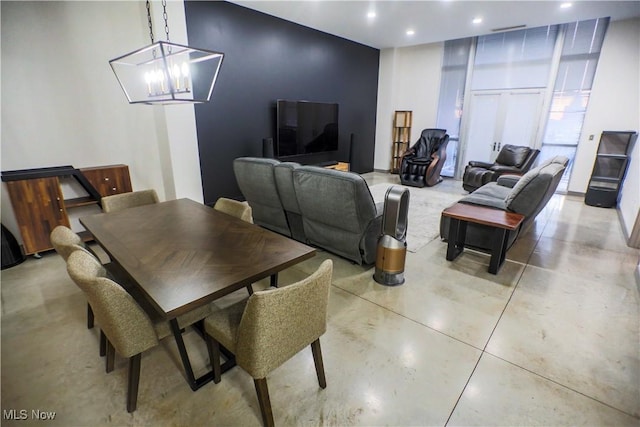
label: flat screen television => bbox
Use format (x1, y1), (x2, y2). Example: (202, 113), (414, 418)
(276, 100), (339, 157)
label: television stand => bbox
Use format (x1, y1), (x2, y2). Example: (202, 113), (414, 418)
(321, 161), (349, 172)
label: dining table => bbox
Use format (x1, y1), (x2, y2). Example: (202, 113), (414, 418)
(80, 198), (316, 390)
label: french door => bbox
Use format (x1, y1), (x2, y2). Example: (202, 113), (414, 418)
(462, 89), (545, 167)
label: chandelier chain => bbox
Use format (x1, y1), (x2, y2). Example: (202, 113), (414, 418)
(146, 0), (154, 44)
(162, 0), (170, 42)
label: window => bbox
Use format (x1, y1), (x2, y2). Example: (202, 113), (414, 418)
(436, 38), (472, 177)
(540, 18), (609, 192)
(472, 26), (559, 90)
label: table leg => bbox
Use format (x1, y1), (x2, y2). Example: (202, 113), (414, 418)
(446, 218), (467, 261)
(488, 228), (509, 274)
(169, 319), (214, 391)
(169, 319), (236, 391)
(270, 273), (278, 287)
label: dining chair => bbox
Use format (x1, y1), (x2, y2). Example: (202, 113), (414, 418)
(51, 225), (122, 359)
(101, 189), (159, 213)
(213, 197), (255, 295)
(50, 225), (101, 329)
(66, 249), (219, 412)
(204, 259), (333, 427)
(213, 197), (254, 224)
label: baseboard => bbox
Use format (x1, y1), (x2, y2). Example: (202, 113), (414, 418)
(635, 263), (640, 295)
(616, 206), (640, 249)
(618, 208), (631, 245)
(374, 168), (391, 173)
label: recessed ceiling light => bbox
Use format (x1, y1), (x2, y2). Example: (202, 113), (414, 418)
(367, 11), (376, 19)
(406, 29), (415, 36)
(472, 17), (483, 24)
(560, 2), (572, 8)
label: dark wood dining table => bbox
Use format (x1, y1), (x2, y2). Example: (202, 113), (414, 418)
(80, 198), (316, 390)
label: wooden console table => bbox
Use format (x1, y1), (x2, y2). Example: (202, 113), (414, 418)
(441, 202), (524, 274)
(323, 162), (349, 172)
(2, 164), (131, 255)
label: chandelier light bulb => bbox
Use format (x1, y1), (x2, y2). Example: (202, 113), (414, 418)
(172, 63), (181, 89)
(182, 62), (190, 91)
(144, 71), (153, 95)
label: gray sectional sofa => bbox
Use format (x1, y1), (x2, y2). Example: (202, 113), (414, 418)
(440, 155), (569, 252)
(233, 157), (383, 265)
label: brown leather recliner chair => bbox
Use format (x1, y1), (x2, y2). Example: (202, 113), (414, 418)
(399, 129), (449, 187)
(462, 144), (540, 192)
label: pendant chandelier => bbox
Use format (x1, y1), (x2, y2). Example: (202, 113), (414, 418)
(109, 0), (224, 105)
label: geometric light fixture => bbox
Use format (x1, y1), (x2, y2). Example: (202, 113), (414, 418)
(109, 0), (224, 105)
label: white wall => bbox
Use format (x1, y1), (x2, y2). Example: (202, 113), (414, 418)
(375, 43), (444, 171)
(1, 1), (203, 242)
(374, 48), (398, 171)
(573, 18), (640, 238)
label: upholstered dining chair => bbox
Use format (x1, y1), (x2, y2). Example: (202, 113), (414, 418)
(66, 250), (217, 412)
(51, 225), (126, 359)
(213, 197), (255, 294)
(101, 189), (159, 213)
(50, 225), (101, 330)
(213, 197), (254, 224)
(204, 259), (333, 427)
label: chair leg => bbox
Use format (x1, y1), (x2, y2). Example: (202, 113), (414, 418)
(311, 339), (327, 389)
(99, 330), (107, 357)
(127, 354), (141, 413)
(106, 338), (115, 373)
(254, 378), (274, 427)
(205, 334), (222, 384)
(87, 303), (94, 329)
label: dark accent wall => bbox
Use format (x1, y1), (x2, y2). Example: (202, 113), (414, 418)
(184, 1), (380, 204)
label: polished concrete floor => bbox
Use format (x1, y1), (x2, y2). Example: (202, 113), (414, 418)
(1, 173), (639, 426)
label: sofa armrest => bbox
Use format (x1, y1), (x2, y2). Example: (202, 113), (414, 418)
(360, 213), (383, 265)
(401, 148), (416, 158)
(490, 165), (522, 174)
(496, 175), (522, 188)
(468, 161), (494, 169)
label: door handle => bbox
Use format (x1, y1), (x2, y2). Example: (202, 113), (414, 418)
(493, 142), (497, 151)
(497, 142), (501, 151)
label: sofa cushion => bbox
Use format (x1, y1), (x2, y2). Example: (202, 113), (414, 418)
(538, 155), (570, 168)
(461, 183), (509, 210)
(496, 174), (521, 188)
(495, 145), (531, 168)
(274, 162), (302, 214)
(294, 167), (377, 233)
(274, 162), (306, 241)
(505, 162), (566, 217)
(293, 166), (380, 264)
(233, 158), (290, 236)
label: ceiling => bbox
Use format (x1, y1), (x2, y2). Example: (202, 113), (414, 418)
(230, 1), (640, 49)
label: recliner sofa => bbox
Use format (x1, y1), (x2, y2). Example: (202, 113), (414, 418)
(462, 144), (540, 192)
(233, 157), (383, 265)
(441, 155), (569, 253)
